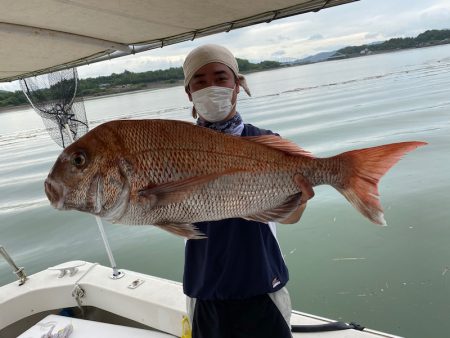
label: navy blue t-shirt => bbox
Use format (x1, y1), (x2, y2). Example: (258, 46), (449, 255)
(183, 124), (289, 300)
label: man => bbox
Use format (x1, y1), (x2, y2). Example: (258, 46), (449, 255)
(182, 44), (310, 338)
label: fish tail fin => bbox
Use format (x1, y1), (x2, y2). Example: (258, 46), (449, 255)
(333, 141), (426, 225)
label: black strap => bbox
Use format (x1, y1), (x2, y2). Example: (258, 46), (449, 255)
(292, 321), (365, 333)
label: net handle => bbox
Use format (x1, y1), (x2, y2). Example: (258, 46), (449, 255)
(67, 68), (78, 109)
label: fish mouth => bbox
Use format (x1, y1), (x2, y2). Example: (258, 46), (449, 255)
(44, 177), (66, 210)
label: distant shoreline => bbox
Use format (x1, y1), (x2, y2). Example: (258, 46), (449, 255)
(1, 41), (449, 114)
(292, 40), (450, 65)
(0, 80), (186, 114)
(82, 79), (185, 101)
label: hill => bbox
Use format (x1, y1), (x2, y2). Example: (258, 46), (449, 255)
(335, 29), (450, 57)
(290, 29), (450, 65)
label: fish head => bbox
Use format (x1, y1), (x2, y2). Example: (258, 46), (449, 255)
(45, 124), (130, 220)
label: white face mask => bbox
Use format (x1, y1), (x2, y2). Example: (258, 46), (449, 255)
(191, 86), (236, 122)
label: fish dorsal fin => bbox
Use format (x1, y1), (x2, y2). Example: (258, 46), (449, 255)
(243, 135), (314, 158)
(243, 193), (302, 223)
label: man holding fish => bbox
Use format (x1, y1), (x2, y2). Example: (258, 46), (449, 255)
(44, 44), (425, 338)
(182, 44), (303, 338)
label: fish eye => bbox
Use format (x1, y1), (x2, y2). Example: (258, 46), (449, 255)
(70, 152), (86, 168)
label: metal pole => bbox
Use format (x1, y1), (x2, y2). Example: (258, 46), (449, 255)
(0, 246), (27, 285)
(94, 216), (122, 278)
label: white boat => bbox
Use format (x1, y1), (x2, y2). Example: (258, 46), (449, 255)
(0, 1), (402, 337)
(0, 256), (400, 338)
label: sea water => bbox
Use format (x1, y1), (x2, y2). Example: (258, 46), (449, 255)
(1, 44), (449, 338)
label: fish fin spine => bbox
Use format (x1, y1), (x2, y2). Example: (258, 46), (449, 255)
(334, 141), (427, 225)
(244, 135), (315, 157)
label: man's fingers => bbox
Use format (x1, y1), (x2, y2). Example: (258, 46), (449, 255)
(294, 174), (314, 203)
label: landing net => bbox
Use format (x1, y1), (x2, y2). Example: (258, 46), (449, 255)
(19, 68), (88, 147)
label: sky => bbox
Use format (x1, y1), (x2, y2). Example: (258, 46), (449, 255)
(1, 0), (449, 91)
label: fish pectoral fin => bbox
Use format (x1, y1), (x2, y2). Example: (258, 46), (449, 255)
(138, 170), (241, 206)
(278, 202), (307, 224)
(243, 135), (315, 158)
(154, 223), (206, 240)
(243, 193), (303, 223)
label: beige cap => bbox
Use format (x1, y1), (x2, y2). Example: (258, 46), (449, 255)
(183, 44), (251, 96)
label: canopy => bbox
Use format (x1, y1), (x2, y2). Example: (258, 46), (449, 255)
(0, 0), (357, 82)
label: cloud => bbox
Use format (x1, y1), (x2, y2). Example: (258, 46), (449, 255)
(271, 50), (286, 57)
(0, 81), (20, 92)
(308, 34), (324, 41)
(419, 3), (450, 28)
(365, 32), (382, 40)
(267, 35), (292, 43)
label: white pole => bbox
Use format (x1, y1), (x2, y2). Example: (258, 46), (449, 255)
(94, 215), (121, 278)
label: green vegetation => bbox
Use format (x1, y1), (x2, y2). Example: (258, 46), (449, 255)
(0, 90), (27, 107)
(76, 68), (185, 97)
(236, 59), (282, 71)
(336, 29), (450, 57)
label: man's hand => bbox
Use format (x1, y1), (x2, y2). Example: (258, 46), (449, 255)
(294, 173), (314, 204)
(279, 174), (314, 224)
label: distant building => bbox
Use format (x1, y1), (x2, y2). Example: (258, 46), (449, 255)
(360, 48), (372, 55)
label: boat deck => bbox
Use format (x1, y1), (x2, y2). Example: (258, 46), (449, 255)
(0, 261), (401, 337)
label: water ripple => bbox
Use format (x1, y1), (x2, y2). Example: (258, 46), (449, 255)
(0, 172), (48, 188)
(0, 198), (48, 215)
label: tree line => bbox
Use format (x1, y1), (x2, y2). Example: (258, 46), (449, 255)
(0, 58), (283, 109)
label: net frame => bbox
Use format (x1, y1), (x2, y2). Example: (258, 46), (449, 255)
(20, 68), (88, 147)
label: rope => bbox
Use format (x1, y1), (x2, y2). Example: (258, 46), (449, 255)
(292, 321), (365, 332)
(70, 262), (98, 318)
